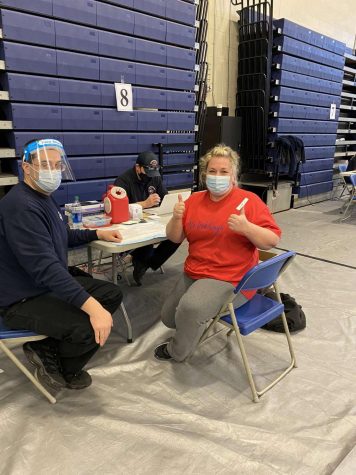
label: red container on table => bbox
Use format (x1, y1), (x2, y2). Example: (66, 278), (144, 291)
(103, 185), (129, 224)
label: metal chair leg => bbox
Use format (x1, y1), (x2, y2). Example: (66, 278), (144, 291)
(0, 340), (56, 404)
(120, 302), (133, 343)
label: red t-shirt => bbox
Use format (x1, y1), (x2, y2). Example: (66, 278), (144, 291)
(182, 187), (282, 287)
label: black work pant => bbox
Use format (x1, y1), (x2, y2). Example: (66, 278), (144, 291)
(3, 276), (122, 375)
(131, 240), (180, 270)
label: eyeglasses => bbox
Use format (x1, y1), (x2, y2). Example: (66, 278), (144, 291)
(29, 161), (66, 171)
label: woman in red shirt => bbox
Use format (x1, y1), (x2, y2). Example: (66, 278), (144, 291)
(154, 144), (281, 361)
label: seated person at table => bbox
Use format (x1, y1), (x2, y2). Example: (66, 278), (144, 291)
(154, 144), (282, 361)
(114, 151), (180, 286)
(0, 139), (123, 391)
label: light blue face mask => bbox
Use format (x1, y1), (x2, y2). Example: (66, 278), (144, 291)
(206, 174), (231, 196)
(35, 170), (62, 194)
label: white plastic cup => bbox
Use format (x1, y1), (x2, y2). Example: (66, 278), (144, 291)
(129, 203), (143, 220)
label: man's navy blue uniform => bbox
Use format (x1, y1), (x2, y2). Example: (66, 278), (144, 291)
(114, 151), (180, 285)
(0, 138), (123, 392)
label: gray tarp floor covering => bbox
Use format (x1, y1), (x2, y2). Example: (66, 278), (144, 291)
(1, 199), (355, 475)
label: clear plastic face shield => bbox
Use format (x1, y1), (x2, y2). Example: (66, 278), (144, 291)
(22, 139), (75, 194)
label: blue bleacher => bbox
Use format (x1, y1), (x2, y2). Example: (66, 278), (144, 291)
(59, 78), (101, 106)
(304, 146), (335, 159)
(104, 133), (138, 154)
(270, 118), (338, 134)
(133, 0), (165, 17)
(66, 179), (108, 203)
(98, 31), (135, 60)
(270, 103), (340, 121)
(10, 104), (61, 130)
(53, 0), (96, 26)
(299, 170), (333, 185)
(96, 3), (134, 35)
(133, 12), (167, 42)
(100, 58), (135, 83)
(102, 110), (138, 131)
(135, 38), (167, 66)
(163, 153), (195, 166)
(167, 112), (196, 131)
(166, 45), (196, 70)
(166, 68), (196, 90)
(133, 87), (167, 109)
(271, 86), (341, 108)
(166, 91), (195, 110)
(297, 181), (333, 198)
(302, 158), (334, 172)
(69, 157), (105, 180)
(138, 133), (167, 152)
(274, 18), (346, 55)
(2, 1), (197, 204)
(55, 21), (99, 54)
(274, 36), (345, 69)
(163, 172), (194, 188)
(135, 64), (166, 87)
(109, 0), (134, 8)
(166, 0), (196, 26)
(166, 21), (196, 48)
(57, 50), (99, 80)
(62, 107), (103, 131)
(137, 111), (168, 131)
(104, 155), (137, 177)
(271, 70), (343, 96)
(0, 0), (53, 16)
(5, 73), (60, 103)
(2, 42), (57, 75)
(63, 132), (103, 155)
(273, 53), (344, 82)
(0, 9), (55, 47)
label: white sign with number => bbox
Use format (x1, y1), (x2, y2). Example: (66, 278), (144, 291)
(115, 83), (133, 112)
(329, 103), (336, 120)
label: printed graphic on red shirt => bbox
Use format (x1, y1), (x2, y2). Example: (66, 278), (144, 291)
(182, 188), (281, 287)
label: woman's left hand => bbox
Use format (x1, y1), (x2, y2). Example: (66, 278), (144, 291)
(227, 207), (250, 235)
(96, 228), (122, 243)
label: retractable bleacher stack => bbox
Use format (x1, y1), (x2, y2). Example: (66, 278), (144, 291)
(0, 0), (203, 205)
(334, 47), (356, 168)
(270, 19), (346, 202)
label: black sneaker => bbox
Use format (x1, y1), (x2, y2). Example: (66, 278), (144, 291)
(23, 340), (66, 391)
(154, 343), (172, 361)
(132, 258), (148, 286)
(64, 370), (92, 390)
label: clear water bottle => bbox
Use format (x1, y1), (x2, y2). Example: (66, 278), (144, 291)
(71, 195), (83, 229)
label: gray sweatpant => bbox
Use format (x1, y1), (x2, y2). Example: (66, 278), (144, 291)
(161, 273), (247, 362)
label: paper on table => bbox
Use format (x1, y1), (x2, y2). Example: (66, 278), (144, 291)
(114, 221), (166, 245)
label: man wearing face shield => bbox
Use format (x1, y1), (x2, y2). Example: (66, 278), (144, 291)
(0, 139), (124, 392)
(114, 151), (180, 286)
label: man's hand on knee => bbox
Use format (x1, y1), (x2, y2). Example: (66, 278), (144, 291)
(81, 297), (113, 346)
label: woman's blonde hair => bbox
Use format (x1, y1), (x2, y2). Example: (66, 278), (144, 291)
(199, 143), (240, 187)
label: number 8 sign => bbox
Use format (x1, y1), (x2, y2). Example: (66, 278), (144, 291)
(115, 83), (133, 112)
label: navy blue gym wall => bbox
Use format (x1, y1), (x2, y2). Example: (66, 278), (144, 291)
(269, 19), (346, 198)
(0, 0), (198, 204)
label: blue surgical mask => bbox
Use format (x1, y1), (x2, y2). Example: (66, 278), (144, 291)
(206, 175), (231, 196)
(35, 170), (62, 194)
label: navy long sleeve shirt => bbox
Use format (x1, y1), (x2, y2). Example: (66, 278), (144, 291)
(0, 182), (98, 308)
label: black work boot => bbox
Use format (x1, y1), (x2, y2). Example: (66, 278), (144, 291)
(63, 370), (92, 390)
(23, 339), (66, 391)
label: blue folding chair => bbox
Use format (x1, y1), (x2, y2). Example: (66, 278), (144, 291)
(0, 316), (56, 404)
(198, 250), (297, 402)
(339, 173), (356, 220)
